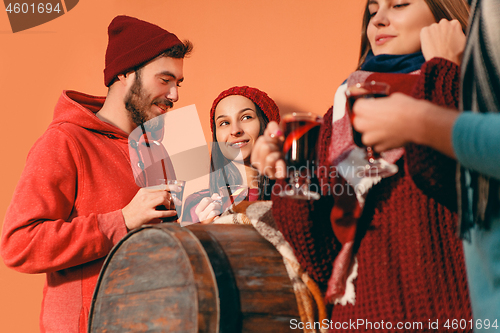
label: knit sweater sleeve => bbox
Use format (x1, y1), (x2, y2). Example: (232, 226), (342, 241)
(0, 128), (128, 274)
(182, 190), (210, 223)
(405, 57), (461, 209)
(453, 112), (500, 181)
(272, 107), (341, 286)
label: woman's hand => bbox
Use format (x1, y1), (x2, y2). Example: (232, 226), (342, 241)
(195, 193), (223, 224)
(421, 19), (466, 65)
(250, 121), (286, 179)
(353, 93), (458, 158)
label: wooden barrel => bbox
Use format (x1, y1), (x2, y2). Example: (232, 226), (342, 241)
(88, 223), (300, 332)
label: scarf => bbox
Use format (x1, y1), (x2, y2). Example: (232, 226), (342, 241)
(326, 52), (425, 305)
(458, 0), (500, 239)
(361, 50), (426, 74)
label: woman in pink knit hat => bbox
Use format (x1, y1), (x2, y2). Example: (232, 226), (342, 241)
(183, 86), (280, 223)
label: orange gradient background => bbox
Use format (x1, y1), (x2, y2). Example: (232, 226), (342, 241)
(0, 1), (364, 331)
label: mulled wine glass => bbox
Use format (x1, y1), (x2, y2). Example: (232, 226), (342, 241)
(148, 179), (185, 222)
(218, 185), (248, 211)
(345, 81), (398, 178)
(278, 112), (322, 200)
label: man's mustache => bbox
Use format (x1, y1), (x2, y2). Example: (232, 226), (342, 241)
(153, 98), (174, 110)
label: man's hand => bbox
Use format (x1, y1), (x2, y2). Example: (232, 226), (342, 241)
(122, 185), (180, 230)
(250, 121), (286, 179)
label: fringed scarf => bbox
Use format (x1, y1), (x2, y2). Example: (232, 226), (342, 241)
(458, 0), (500, 239)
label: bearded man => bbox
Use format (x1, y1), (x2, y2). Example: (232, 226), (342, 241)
(0, 15), (192, 333)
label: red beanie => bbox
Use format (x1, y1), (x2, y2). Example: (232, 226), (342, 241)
(104, 15), (183, 87)
(210, 86), (281, 133)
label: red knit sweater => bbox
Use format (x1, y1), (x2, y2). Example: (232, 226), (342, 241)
(272, 58), (472, 331)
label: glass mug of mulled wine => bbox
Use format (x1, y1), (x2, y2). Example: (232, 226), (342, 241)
(345, 81), (398, 178)
(278, 112), (322, 200)
(148, 179), (186, 222)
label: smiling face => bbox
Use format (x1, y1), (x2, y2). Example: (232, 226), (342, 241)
(366, 0), (436, 56)
(124, 56), (184, 129)
(214, 95), (262, 162)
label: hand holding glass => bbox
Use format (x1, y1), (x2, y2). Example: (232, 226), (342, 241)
(345, 81), (398, 178)
(218, 185), (248, 211)
(149, 179), (186, 222)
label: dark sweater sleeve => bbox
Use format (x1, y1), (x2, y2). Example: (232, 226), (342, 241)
(181, 190), (210, 222)
(272, 107), (341, 286)
(405, 57), (461, 210)
(453, 112), (500, 181)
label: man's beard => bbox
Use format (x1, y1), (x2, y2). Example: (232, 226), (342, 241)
(124, 73), (172, 133)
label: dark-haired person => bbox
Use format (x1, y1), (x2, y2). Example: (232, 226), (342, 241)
(183, 86), (280, 223)
(351, 0), (500, 326)
(0, 15), (192, 333)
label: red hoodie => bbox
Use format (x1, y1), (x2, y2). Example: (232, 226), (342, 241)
(1, 90), (140, 332)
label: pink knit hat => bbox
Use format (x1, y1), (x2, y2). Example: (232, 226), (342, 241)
(104, 15), (183, 87)
(210, 86), (281, 133)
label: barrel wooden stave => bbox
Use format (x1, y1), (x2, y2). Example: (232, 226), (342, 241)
(242, 314), (299, 333)
(94, 288), (197, 332)
(188, 224), (299, 325)
(101, 230), (195, 294)
(173, 228), (220, 332)
(89, 223), (300, 333)
(89, 225), (219, 333)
